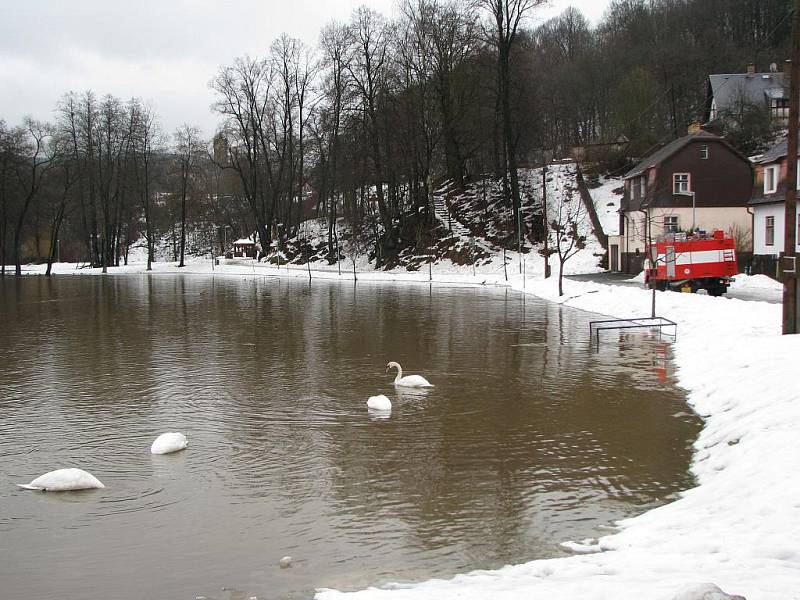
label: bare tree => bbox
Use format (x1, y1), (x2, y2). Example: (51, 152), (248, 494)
(345, 7), (393, 256)
(0, 120), (12, 277)
(44, 133), (81, 276)
(211, 56), (274, 254)
(319, 21), (351, 258)
(478, 0), (545, 242)
(129, 99), (162, 271)
(404, 0), (478, 188)
(10, 119), (53, 276)
(548, 173), (587, 296)
(174, 125), (204, 267)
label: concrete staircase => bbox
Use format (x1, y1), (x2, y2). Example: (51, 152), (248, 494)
(431, 190), (497, 260)
(432, 192), (472, 237)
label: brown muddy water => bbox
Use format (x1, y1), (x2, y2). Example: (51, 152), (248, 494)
(0, 275), (700, 600)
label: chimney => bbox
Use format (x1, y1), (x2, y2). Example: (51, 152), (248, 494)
(785, 59), (792, 79)
(746, 63), (756, 75)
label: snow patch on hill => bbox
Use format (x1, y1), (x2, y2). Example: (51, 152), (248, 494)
(586, 176), (624, 237)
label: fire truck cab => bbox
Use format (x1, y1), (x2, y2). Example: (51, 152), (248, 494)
(645, 230), (737, 296)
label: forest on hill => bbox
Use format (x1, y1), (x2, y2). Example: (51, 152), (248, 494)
(0, 0), (793, 274)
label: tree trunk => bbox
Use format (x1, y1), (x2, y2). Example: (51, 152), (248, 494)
(0, 186), (6, 278)
(45, 204), (66, 277)
(13, 190), (37, 276)
(179, 180), (187, 268)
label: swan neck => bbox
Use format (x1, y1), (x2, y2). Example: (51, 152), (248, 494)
(394, 364), (403, 381)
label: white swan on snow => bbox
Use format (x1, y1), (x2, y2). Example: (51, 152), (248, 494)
(150, 432), (188, 455)
(367, 394), (392, 411)
(386, 361), (434, 388)
(17, 468), (105, 491)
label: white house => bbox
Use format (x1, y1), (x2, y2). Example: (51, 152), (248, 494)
(749, 138), (800, 277)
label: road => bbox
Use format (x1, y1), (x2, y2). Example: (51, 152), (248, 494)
(566, 272), (783, 304)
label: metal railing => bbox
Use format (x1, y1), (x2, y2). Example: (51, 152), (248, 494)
(589, 316), (677, 349)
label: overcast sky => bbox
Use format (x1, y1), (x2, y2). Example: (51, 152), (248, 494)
(0, 0), (611, 139)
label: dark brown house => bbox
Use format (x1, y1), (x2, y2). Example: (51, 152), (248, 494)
(609, 129), (753, 274)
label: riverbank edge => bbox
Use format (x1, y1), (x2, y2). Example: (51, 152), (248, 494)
(7, 259), (798, 600)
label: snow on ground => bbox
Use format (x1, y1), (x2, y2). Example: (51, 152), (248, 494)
(727, 273), (783, 304)
(6, 257), (797, 599)
(587, 176), (623, 237)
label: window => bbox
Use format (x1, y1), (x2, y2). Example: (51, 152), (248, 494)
(764, 165), (779, 194)
(766, 216), (775, 246)
(673, 173), (690, 194)
(664, 215), (679, 233)
(771, 98), (790, 120)
(700, 144), (709, 160)
(640, 177), (646, 198)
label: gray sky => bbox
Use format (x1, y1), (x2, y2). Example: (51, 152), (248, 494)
(0, 0), (611, 138)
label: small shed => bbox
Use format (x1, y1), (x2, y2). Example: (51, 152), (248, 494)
(232, 234), (259, 259)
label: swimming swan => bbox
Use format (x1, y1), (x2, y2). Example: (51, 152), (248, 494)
(386, 362), (433, 388)
(367, 394), (392, 411)
(17, 468), (105, 491)
(150, 432), (188, 455)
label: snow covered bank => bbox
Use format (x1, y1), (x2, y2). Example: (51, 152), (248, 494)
(6, 259), (796, 599)
(6, 238), (603, 284)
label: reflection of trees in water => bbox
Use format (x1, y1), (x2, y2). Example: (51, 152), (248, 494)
(307, 284), (695, 567)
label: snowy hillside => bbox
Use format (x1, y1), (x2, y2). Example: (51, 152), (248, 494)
(433, 163), (605, 273)
(435, 163), (584, 248)
(585, 176), (624, 237)
(235, 164), (605, 276)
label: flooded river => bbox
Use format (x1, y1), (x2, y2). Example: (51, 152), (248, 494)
(0, 275), (700, 600)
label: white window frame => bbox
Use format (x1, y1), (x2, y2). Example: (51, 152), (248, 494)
(664, 215), (679, 234)
(764, 165), (779, 194)
(700, 144), (709, 160)
(765, 215), (775, 246)
(673, 173), (690, 194)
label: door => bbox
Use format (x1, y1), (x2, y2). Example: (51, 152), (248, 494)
(610, 244), (619, 271)
(666, 246), (676, 278)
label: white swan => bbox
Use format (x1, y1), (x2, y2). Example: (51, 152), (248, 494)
(150, 432), (188, 455)
(386, 361), (434, 388)
(17, 468), (105, 491)
(367, 394), (392, 411)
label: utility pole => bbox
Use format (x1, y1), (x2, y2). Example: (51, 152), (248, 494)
(783, 0), (800, 335)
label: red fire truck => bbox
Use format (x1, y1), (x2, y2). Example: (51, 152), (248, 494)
(645, 230), (737, 296)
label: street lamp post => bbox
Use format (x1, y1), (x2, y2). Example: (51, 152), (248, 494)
(675, 190), (696, 232)
(223, 225), (231, 256)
